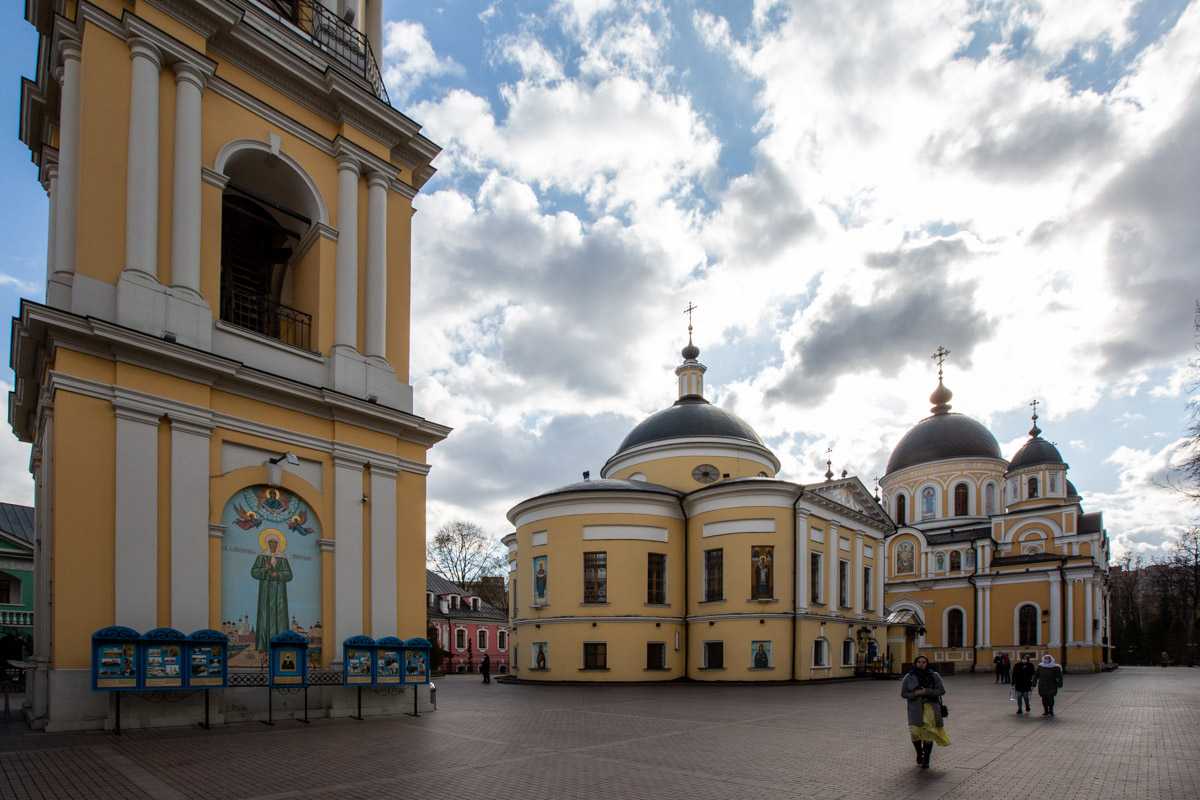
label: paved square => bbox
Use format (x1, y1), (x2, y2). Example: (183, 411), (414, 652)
(2, 667), (1197, 799)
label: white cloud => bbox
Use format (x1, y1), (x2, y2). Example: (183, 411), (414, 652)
(380, 20), (464, 105)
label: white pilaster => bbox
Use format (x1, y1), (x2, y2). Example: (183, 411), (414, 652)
(169, 62), (206, 294)
(51, 40), (82, 309)
(43, 163), (58, 291)
(1066, 577), (1076, 644)
(1048, 572), (1062, 647)
(827, 522), (839, 611)
(853, 532), (864, 617)
(333, 455), (366, 648)
(125, 38), (162, 277)
(364, 172), (388, 359)
(1093, 583), (1102, 645)
(369, 464), (399, 636)
(1084, 578), (1094, 647)
(795, 509), (809, 612)
(975, 580), (984, 648)
(983, 584), (991, 647)
(334, 155), (360, 351)
(169, 415), (213, 632)
(113, 402), (161, 631)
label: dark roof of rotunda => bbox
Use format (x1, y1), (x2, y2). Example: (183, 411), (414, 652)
(613, 396), (764, 455)
(530, 477), (683, 502)
(1008, 436), (1065, 470)
(885, 413), (1002, 474)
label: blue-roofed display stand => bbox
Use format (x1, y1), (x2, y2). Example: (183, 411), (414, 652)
(141, 628), (187, 690)
(266, 631), (310, 725)
(186, 629), (228, 729)
(402, 637), (432, 717)
(342, 635), (376, 720)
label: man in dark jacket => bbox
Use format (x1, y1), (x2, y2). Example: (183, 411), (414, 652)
(481, 653), (491, 683)
(1011, 654), (1035, 714)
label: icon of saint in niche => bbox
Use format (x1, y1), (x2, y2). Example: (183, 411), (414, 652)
(259, 487), (287, 512)
(253, 530), (293, 650)
(754, 643), (769, 668)
(280, 651), (296, 672)
(533, 556), (547, 603)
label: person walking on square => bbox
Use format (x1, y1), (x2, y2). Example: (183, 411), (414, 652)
(994, 651), (1004, 683)
(481, 653), (491, 684)
(1035, 654), (1063, 715)
(1011, 654), (1035, 714)
(901, 655), (950, 768)
(1000, 651), (1012, 683)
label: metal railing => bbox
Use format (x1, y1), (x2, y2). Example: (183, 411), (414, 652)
(221, 287), (313, 351)
(270, 0), (389, 104)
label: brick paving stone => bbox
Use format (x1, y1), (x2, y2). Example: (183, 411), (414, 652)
(0, 667), (1196, 799)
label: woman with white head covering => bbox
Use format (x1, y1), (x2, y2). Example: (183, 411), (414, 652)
(900, 654), (951, 768)
(1034, 654), (1064, 716)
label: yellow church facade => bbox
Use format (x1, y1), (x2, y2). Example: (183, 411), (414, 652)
(881, 369), (1111, 674)
(503, 337), (894, 681)
(11, 0), (447, 730)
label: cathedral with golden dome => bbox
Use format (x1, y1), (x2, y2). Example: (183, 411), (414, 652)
(502, 339), (1112, 681)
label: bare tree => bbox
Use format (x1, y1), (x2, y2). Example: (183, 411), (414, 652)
(427, 519), (506, 590)
(1173, 301), (1200, 501)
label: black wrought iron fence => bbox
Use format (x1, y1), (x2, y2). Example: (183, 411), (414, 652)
(270, 0), (389, 104)
(221, 287), (313, 352)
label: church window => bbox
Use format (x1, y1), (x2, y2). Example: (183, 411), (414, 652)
(842, 640), (855, 666)
(954, 483), (969, 516)
(477, 630), (488, 651)
(1028, 477), (1039, 498)
(583, 552), (607, 603)
(583, 642), (607, 669)
(647, 553), (667, 604)
(812, 639), (827, 667)
(895, 494), (906, 525)
(703, 641), (724, 669)
(838, 560), (850, 607)
(921, 487), (935, 519)
(647, 642), (666, 669)
(498, 631), (508, 651)
(949, 551), (961, 571)
(985, 483), (996, 515)
(1018, 605), (1038, 646)
(454, 629), (466, 651)
(947, 609), (964, 647)
(0, 577), (9, 604)
(810, 553), (823, 603)
(704, 549), (724, 602)
(863, 566), (873, 610)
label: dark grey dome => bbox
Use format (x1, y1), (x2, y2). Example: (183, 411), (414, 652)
(614, 396), (764, 455)
(1008, 437), (1064, 471)
(531, 477), (681, 501)
(885, 413), (1002, 474)
(1066, 479), (1078, 497)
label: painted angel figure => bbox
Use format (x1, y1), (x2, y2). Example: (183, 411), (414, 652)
(233, 504), (262, 530)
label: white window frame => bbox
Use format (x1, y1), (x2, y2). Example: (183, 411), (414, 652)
(812, 638), (828, 667)
(497, 630), (508, 651)
(477, 628), (488, 651)
(1015, 602), (1042, 646)
(943, 605), (967, 648)
(863, 565), (873, 610)
(702, 640), (724, 669)
(838, 559), (850, 607)
(810, 552), (824, 604)
(454, 627), (466, 651)
(841, 639), (854, 666)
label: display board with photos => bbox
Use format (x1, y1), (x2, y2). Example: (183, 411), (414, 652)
(92, 626), (142, 690)
(142, 628), (187, 688)
(186, 629), (229, 688)
(343, 635), (376, 685)
(375, 637), (403, 684)
(269, 630), (309, 686)
(401, 637), (432, 685)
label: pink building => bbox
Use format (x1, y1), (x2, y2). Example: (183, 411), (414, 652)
(426, 571), (510, 675)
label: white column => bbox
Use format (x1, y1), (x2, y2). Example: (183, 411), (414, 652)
(43, 163), (58, 289)
(113, 403), (160, 631)
(1084, 577), (1094, 647)
(169, 62), (206, 294)
(875, 543), (884, 616)
(1093, 583), (1103, 645)
(1048, 572), (1062, 647)
(983, 584), (991, 647)
(795, 509), (809, 612)
(364, 0), (383, 61)
(169, 416), (212, 632)
(369, 465), (398, 636)
(827, 523), (839, 610)
(333, 456), (365, 652)
(1066, 577), (1076, 644)
(364, 172), (388, 358)
(125, 38), (162, 277)
(853, 532), (864, 617)
(334, 155), (360, 350)
(975, 580), (985, 649)
(50, 41), (82, 308)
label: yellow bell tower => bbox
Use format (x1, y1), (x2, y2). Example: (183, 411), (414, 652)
(10, 0), (448, 730)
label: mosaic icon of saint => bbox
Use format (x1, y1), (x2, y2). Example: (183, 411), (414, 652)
(253, 530), (293, 650)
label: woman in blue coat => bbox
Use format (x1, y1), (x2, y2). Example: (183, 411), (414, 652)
(900, 655), (950, 768)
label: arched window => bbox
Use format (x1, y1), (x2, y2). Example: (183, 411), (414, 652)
(477, 629), (488, 651)
(896, 494), (906, 525)
(949, 551), (961, 571)
(812, 639), (827, 667)
(1018, 605), (1038, 646)
(954, 483), (968, 516)
(1028, 477), (1039, 498)
(947, 609), (964, 647)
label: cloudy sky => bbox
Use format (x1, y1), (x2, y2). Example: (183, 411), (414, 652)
(0, 0), (1197, 561)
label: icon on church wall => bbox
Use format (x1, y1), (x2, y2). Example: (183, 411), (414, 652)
(532, 555), (548, 605)
(985, 483), (996, 515)
(896, 541), (915, 574)
(935, 552), (946, 572)
(533, 642), (548, 669)
(220, 486), (322, 668)
(1049, 473), (1058, 494)
(751, 546), (774, 599)
(921, 487), (935, 519)
(964, 549), (976, 570)
(751, 641), (771, 668)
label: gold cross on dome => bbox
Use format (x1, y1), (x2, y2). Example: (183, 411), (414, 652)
(1030, 398), (1039, 420)
(931, 346), (950, 377)
(683, 302), (698, 331)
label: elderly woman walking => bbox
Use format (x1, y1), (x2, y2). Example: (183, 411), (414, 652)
(901, 655), (951, 768)
(1035, 654), (1064, 716)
